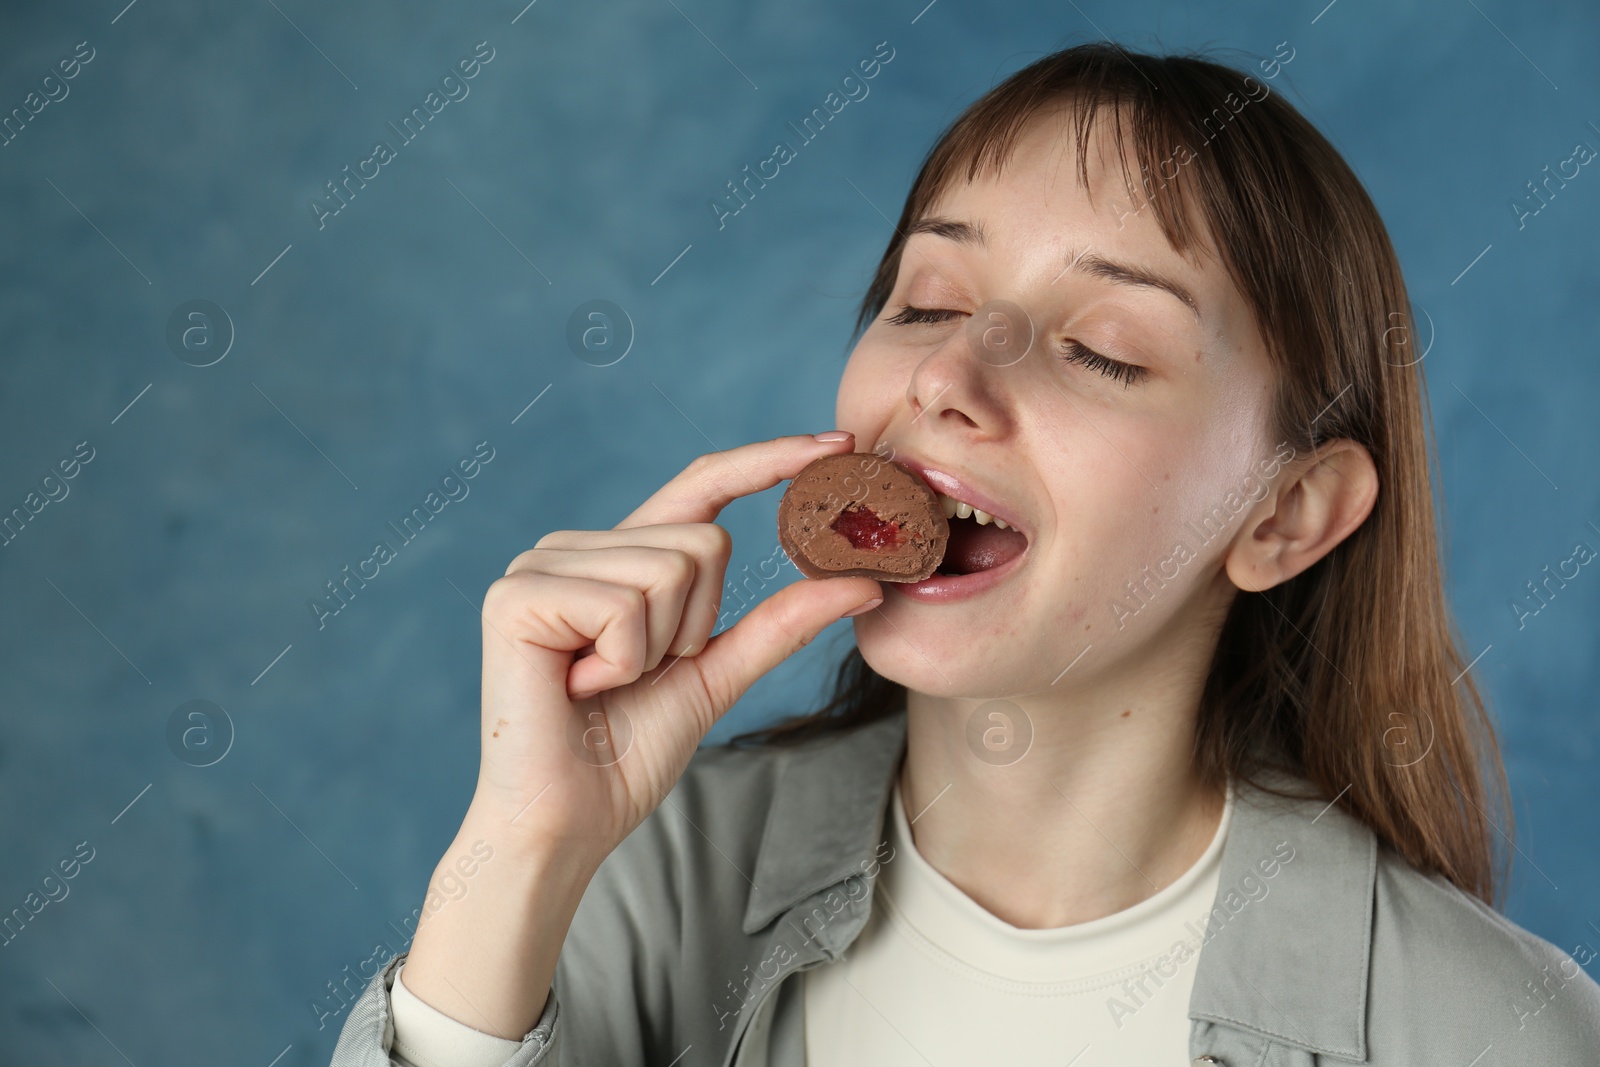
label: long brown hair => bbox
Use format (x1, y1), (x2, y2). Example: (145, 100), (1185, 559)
(730, 43), (1511, 906)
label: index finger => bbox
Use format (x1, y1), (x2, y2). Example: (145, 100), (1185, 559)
(615, 431), (857, 530)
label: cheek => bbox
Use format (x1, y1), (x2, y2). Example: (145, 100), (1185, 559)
(1049, 481), (1174, 592)
(835, 361), (865, 428)
(1030, 406), (1234, 620)
(1168, 393), (1277, 526)
(835, 342), (900, 430)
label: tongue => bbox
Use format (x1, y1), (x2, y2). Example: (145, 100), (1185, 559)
(939, 519), (1027, 576)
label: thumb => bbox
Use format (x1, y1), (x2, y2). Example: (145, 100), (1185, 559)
(692, 576), (883, 718)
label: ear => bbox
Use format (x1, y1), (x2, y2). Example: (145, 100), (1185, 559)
(1224, 439), (1379, 593)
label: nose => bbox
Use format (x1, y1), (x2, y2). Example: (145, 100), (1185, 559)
(904, 303), (1024, 437)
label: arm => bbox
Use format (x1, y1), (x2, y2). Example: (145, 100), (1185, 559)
(326, 433), (880, 1065)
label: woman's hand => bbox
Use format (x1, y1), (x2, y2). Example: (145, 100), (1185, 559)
(468, 431), (883, 867)
(400, 432), (881, 1038)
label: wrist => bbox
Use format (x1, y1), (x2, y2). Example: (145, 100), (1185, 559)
(462, 786), (615, 871)
(405, 823), (589, 1038)
(451, 800), (604, 893)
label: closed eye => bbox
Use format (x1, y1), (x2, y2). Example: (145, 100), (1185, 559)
(1059, 340), (1149, 387)
(884, 304), (962, 327)
(885, 304), (1149, 387)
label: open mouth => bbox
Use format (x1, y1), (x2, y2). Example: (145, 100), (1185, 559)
(931, 491), (1029, 576)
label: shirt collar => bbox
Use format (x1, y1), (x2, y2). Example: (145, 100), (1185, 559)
(1184, 763), (1376, 1060)
(740, 705), (1376, 1061)
(741, 709), (907, 936)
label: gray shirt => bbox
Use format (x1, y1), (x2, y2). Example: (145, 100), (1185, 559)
(331, 708), (1600, 1066)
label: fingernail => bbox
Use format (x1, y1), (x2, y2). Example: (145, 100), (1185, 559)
(813, 430), (853, 442)
(841, 597), (882, 618)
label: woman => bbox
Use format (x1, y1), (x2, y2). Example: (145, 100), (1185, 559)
(330, 43), (1600, 1066)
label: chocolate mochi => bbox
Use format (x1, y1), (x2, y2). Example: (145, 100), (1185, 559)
(778, 453), (949, 582)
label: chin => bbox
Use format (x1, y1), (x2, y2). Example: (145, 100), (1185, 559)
(851, 617), (1018, 701)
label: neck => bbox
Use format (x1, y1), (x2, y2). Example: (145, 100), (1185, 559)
(898, 665), (1226, 930)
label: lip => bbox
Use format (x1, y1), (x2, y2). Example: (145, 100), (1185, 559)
(892, 454), (1029, 538)
(890, 543), (1029, 602)
(879, 449), (1032, 602)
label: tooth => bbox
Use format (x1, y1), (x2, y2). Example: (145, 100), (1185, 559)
(955, 501), (973, 519)
(939, 494), (957, 518)
(993, 517), (1009, 529)
(972, 509), (992, 525)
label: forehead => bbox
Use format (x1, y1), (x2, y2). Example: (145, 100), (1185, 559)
(915, 105), (1263, 339)
(925, 103), (1214, 268)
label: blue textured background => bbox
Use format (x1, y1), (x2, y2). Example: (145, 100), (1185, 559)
(1, 0), (1596, 1062)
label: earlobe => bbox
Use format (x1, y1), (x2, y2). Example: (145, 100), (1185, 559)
(1224, 439), (1379, 593)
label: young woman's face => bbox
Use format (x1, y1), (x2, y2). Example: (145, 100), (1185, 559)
(837, 106), (1284, 698)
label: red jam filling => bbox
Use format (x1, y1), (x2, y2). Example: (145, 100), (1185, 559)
(830, 505), (901, 550)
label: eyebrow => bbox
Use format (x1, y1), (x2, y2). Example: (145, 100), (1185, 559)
(904, 215), (1201, 321)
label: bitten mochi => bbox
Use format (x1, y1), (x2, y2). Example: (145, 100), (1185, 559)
(777, 453), (949, 582)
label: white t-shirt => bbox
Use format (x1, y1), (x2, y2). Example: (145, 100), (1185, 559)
(388, 779), (1232, 1067)
(802, 777), (1231, 1065)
